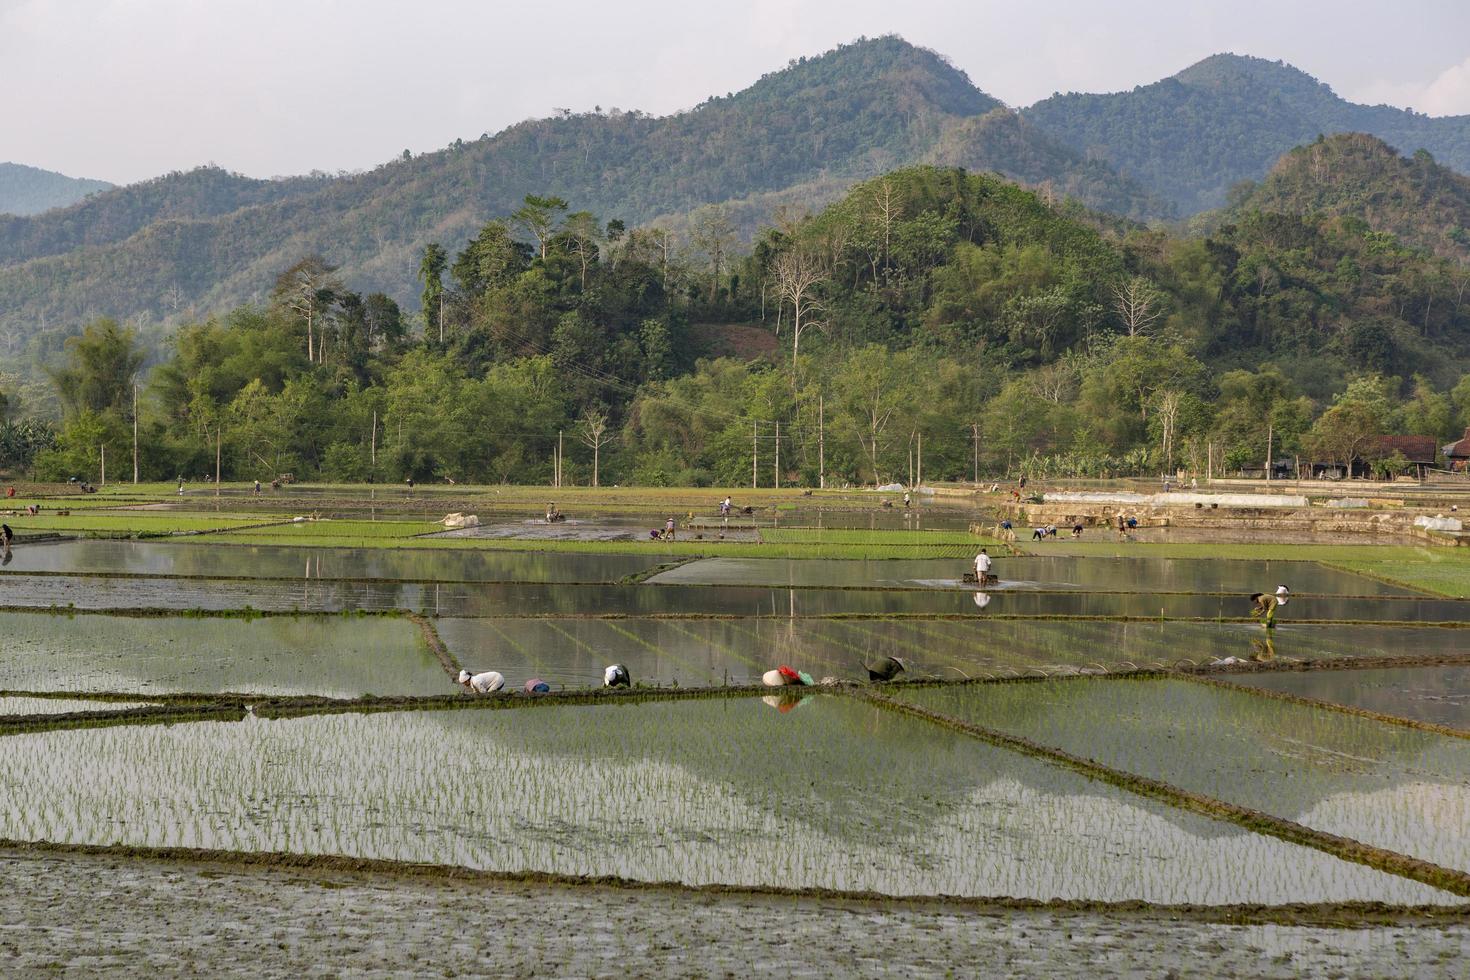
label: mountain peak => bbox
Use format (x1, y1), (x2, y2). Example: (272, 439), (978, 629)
(733, 34), (1000, 119)
(1173, 53), (1332, 98)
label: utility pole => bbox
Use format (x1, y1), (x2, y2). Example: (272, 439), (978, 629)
(132, 384), (139, 484)
(215, 427), (222, 496)
(370, 410), (377, 466)
(100, 444), (106, 487)
(1265, 423), (1274, 483)
(774, 422), (780, 489)
(917, 431), (922, 490)
(818, 395), (825, 490)
(973, 423), (979, 486)
(752, 421), (758, 490)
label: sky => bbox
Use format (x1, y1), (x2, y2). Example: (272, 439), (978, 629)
(3, 0), (1470, 185)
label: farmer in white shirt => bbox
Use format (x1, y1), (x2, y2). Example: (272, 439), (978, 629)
(974, 548), (993, 584)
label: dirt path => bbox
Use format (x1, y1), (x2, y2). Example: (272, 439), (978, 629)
(0, 850), (1465, 977)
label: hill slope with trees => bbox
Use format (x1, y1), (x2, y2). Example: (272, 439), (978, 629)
(0, 37), (1162, 356)
(1207, 132), (1470, 261)
(1025, 54), (1470, 214)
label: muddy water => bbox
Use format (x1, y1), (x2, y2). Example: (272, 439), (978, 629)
(0, 696), (1453, 904)
(0, 539), (669, 583)
(648, 556), (1417, 596)
(1231, 665), (1470, 730)
(0, 611), (448, 697)
(905, 678), (1470, 873)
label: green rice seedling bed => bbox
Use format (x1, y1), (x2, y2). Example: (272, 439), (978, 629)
(759, 529), (987, 545)
(1228, 666), (1470, 732)
(0, 696), (1453, 904)
(1328, 560), (1470, 599)
(901, 677), (1470, 872)
(1020, 542), (1443, 562)
(2, 513), (273, 535)
(0, 611), (449, 698)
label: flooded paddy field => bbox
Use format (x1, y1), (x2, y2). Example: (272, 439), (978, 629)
(647, 555), (1419, 595)
(0, 695), (1454, 905)
(437, 618), (1470, 689)
(902, 677), (1470, 873)
(7, 483), (1470, 957)
(4, 573), (1465, 621)
(1230, 665), (1470, 730)
(0, 538), (672, 583)
(0, 611), (447, 697)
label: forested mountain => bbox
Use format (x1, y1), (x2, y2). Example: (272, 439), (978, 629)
(0, 163), (111, 217)
(1026, 54), (1470, 214)
(1209, 133), (1470, 261)
(0, 166), (330, 267)
(16, 164), (1470, 489)
(0, 37), (1160, 354)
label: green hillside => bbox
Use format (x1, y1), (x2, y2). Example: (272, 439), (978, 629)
(0, 37), (1162, 354)
(1208, 132), (1470, 261)
(0, 162), (112, 217)
(1026, 54), (1470, 214)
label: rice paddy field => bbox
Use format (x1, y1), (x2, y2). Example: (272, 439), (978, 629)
(4, 481), (1470, 973)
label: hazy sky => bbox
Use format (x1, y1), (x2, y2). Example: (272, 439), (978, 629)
(4, 0), (1469, 185)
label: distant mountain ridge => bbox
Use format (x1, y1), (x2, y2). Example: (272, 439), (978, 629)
(0, 36), (1159, 347)
(0, 162), (112, 217)
(1025, 53), (1470, 214)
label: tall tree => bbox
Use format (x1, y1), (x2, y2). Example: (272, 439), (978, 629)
(577, 408), (611, 487)
(772, 248), (826, 360)
(49, 318), (145, 417)
(511, 195), (569, 260)
(273, 256), (342, 364)
(692, 205), (736, 303)
(418, 243), (448, 342)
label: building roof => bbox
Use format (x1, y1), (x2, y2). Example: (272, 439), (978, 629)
(1372, 435), (1439, 463)
(1446, 427), (1470, 459)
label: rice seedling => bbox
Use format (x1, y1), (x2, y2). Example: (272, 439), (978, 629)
(0, 696), (1455, 905)
(901, 677), (1470, 873)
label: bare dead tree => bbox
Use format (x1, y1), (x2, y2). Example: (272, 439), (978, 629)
(1113, 276), (1167, 336)
(772, 249), (827, 360)
(1154, 389), (1183, 469)
(577, 409), (611, 487)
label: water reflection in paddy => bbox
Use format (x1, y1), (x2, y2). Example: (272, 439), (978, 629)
(0, 696), (1451, 904)
(0, 575), (1464, 621)
(905, 678), (1470, 872)
(648, 556), (1418, 596)
(1230, 665), (1470, 730)
(435, 619), (1470, 689)
(0, 539), (670, 583)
